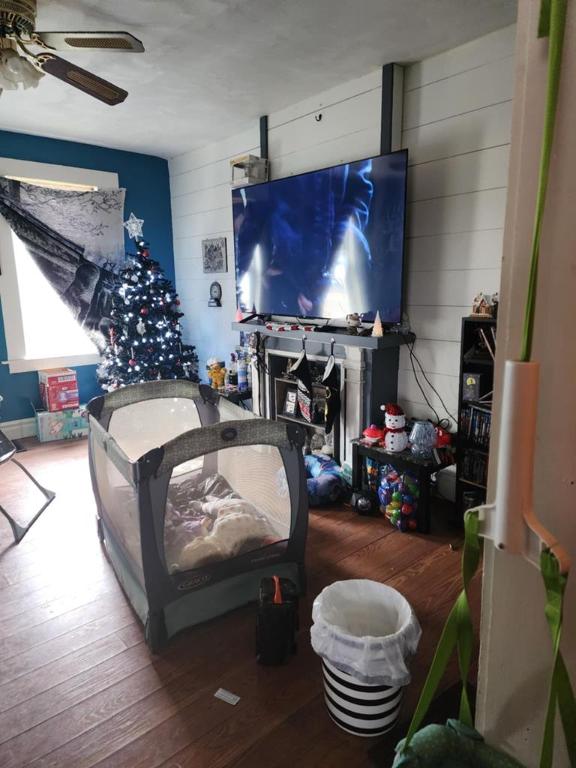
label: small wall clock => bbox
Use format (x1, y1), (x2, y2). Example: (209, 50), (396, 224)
(208, 281), (222, 307)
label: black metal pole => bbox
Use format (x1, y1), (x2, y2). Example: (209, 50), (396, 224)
(259, 115), (269, 160)
(380, 64), (394, 155)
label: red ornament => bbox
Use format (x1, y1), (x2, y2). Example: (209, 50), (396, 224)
(174, 299), (180, 306)
(129, 359), (136, 366)
(142, 248), (150, 258)
(140, 308), (149, 316)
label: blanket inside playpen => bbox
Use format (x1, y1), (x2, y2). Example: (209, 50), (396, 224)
(113, 471), (285, 574)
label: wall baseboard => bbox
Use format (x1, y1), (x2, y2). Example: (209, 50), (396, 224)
(0, 417), (37, 440)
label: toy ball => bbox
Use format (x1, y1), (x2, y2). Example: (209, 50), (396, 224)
(403, 494), (414, 505)
(378, 490), (391, 507)
(390, 500), (401, 510)
(408, 519), (418, 531)
(356, 496), (373, 515)
(399, 517), (409, 532)
(401, 503), (413, 516)
(391, 491), (403, 503)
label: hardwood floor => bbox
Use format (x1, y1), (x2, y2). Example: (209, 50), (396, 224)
(0, 438), (480, 767)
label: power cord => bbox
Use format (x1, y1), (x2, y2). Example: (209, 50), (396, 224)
(402, 332), (458, 428)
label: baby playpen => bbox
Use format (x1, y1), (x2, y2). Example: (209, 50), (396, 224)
(87, 381), (308, 651)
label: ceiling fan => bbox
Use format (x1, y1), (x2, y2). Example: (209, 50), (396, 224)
(0, 0), (144, 105)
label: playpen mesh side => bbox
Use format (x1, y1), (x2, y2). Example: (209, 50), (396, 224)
(90, 437), (144, 581)
(164, 443), (292, 574)
(216, 397), (259, 423)
(108, 397), (202, 462)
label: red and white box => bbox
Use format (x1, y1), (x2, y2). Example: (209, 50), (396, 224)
(38, 368), (80, 412)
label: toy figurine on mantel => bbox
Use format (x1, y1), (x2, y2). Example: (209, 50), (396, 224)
(471, 291), (498, 318)
(380, 403), (409, 453)
(346, 313), (362, 335)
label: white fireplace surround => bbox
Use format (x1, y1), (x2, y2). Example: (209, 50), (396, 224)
(237, 321), (407, 467)
(261, 346), (365, 466)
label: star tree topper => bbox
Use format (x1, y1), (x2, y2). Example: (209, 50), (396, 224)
(123, 212), (145, 240)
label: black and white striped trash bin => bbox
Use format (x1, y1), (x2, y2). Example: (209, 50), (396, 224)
(311, 580), (421, 738)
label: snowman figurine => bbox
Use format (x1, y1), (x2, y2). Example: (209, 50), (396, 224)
(380, 403), (409, 453)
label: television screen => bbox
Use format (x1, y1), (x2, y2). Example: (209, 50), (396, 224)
(233, 149), (407, 322)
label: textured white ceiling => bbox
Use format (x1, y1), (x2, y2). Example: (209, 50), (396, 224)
(0, 0), (517, 158)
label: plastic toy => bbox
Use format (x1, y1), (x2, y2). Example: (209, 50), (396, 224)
(380, 403), (409, 453)
(377, 464), (420, 532)
(362, 423), (384, 445)
(206, 359), (226, 390)
(365, 457), (379, 492)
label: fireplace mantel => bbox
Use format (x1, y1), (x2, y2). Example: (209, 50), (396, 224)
(236, 321), (411, 467)
(231, 320), (414, 351)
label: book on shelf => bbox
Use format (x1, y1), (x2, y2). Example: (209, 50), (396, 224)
(461, 449), (488, 487)
(460, 404), (492, 450)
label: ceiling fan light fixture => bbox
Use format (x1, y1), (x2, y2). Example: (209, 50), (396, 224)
(0, 46), (43, 92)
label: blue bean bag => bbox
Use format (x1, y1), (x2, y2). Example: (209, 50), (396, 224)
(305, 454), (348, 506)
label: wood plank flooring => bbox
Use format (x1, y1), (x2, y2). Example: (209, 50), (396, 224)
(0, 438), (480, 767)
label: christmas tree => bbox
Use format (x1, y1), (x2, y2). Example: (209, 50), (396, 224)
(98, 238), (199, 391)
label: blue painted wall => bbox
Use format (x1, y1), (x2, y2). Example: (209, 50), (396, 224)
(0, 129), (174, 423)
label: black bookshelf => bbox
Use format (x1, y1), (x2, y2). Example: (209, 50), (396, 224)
(455, 316), (497, 519)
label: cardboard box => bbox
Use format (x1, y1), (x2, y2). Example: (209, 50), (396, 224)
(38, 368), (79, 412)
(36, 405), (89, 443)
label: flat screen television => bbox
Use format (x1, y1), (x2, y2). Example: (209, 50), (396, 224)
(232, 149), (407, 323)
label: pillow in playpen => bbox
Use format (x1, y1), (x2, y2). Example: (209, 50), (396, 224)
(178, 537), (224, 569)
(173, 497), (279, 571)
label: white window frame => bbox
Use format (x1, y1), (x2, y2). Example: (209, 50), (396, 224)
(0, 158), (119, 374)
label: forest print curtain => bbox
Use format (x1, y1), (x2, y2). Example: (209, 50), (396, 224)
(0, 177), (125, 351)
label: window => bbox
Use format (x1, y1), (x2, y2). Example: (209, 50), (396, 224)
(0, 159), (119, 374)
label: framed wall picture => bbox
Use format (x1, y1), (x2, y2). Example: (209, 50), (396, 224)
(283, 388), (298, 416)
(202, 237), (227, 273)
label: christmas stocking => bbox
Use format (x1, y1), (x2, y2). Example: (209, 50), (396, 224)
(289, 349), (313, 396)
(322, 355), (341, 435)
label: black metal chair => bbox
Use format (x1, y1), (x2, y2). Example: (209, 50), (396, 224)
(0, 430), (55, 543)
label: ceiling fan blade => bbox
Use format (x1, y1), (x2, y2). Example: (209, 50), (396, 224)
(38, 54), (127, 105)
(35, 31), (144, 53)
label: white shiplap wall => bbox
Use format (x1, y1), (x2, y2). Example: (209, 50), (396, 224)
(169, 25), (515, 422)
(169, 68), (383, 371)
(400, 24), (515, 425)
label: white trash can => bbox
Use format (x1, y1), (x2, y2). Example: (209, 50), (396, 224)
(310, 579), (421, 737)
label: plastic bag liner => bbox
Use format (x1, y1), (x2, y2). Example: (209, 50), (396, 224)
(310, 579), (421, 686)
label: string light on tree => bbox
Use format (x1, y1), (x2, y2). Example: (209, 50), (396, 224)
(98, 226), (199, 391)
